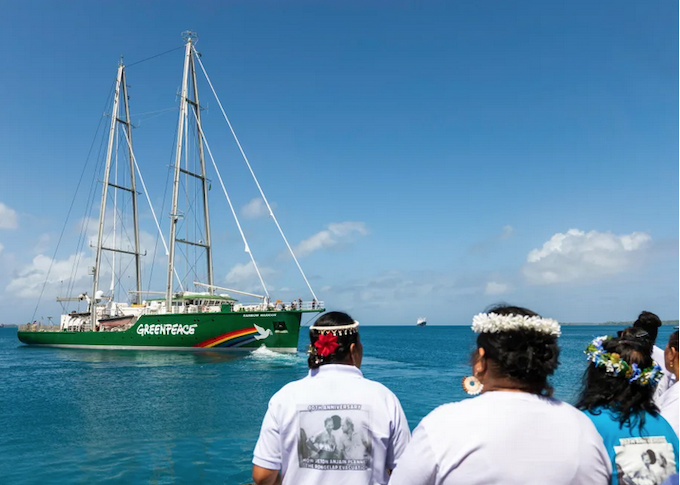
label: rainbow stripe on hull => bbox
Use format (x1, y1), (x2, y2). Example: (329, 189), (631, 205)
(194, 327), (260, 349)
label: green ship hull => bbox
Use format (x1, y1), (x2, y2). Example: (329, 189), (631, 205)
(17, 310), (309, 352)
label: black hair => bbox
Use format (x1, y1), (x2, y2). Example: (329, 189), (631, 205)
(323, 415), (342, 430)
(633, 311), (662, 344)
(643, 449), (657, 465)
(476, 304), (560, 397)
(307, 311), (359, 369)
(575, 327), (659, 430)
(668, 330), (679, 351)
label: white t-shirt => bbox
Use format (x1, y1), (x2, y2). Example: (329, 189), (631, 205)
(657, 382), (679, 437)
(654, 345), (677, 402)
(389, 391), (612, 485)
(253, 364), (411, 485)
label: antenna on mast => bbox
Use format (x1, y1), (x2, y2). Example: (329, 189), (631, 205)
(182, 30), (198, 44)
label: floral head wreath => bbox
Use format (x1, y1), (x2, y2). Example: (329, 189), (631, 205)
(308, 320), (359, 359)
(585, 335), (663, 386)
(472, 313), (561, 336)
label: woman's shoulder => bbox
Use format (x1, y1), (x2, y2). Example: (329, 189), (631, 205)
(658, 382), (679, 408)
(418, 393), (528, 426)
(581, 406), (619, 426)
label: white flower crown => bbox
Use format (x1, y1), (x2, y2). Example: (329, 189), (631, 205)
(309, 320), (359, 336)
(472, 313), (561, 336)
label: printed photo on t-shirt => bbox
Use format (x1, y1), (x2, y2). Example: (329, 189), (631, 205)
(613, 436), (676, 485)
(297, 404), (373, 471)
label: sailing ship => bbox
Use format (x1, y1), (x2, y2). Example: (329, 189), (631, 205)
(17, 32), (324, 351)
(416, 317), (427, 327)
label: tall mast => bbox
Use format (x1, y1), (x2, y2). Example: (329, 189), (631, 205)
(90, 61), (144, 329)
(165, 30), (212, 312)
(91, 62), (124, 330)
(121, 68), (143, 304)
(190, 45), (214, 293)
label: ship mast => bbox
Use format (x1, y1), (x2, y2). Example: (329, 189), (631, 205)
(166, 31), (214, 310)
(90, 60), (143, 330)
(122, 67), (144, 304)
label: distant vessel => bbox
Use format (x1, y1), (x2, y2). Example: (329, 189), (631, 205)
(17, 31), (324, 352)
(417, 317), (427, 327)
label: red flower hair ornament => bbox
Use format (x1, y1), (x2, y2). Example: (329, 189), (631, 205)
(314, 333), (339, 357)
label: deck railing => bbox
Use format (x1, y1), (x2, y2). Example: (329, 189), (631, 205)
(266, 301), (325, 311)
(18, 323), (61, 332)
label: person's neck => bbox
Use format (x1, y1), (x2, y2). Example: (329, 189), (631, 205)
(481, 376), (538, 394)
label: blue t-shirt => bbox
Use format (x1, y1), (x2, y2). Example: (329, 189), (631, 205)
(584, 408), (679, 485)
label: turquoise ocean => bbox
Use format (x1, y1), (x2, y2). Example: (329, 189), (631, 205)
(1, 324), (676, 484)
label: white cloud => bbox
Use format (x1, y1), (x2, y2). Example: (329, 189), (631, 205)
(78, 214), (160, 261)
(7, 252), (94, 298)
(485, 281), (510, 295)
(34, 234), (51, 254)
(0, 202), (18, 229)
(0, 243), (4, 254)
(6, 210), (163, 300)
(241, 198), (275, 219)
(501, 225), (514, 240)
(523, 229), (651, 285)
(295, 222), (369, 257)
(225, 261), (275, 292)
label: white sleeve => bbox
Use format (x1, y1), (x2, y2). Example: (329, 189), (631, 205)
(253, 400), (282, 470)
(388, 422), (437, 485)
(655, 375), (671, 402)
(574, 420), (612, 485)
(653, 346), (673, 402)
(386, 396), (412, 469)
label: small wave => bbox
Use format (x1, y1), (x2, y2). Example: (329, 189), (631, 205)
(247, 345), (301, 363)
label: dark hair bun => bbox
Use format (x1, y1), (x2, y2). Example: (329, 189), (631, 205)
(477, 304), (560, 395)
(479, 330), (560, 381)
(633, 311), (662, 343)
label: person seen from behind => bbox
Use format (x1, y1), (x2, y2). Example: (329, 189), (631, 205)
(657, 331), (679, 436)
(389, 304), (611, 485)
(252, 311), (411, 485)
(576, 327), (679, 484)
(633, 311), (677, 400)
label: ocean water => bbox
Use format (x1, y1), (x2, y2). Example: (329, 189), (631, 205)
(1, 324), (676, 484)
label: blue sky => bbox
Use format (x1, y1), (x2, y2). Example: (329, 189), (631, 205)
(0, 1), (677, 325)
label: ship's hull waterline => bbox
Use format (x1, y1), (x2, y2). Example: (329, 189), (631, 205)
(17, 310), (306, 352)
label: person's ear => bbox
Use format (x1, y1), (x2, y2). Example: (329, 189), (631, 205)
(474, 347), (487, 376)
(349, 341), (363, 369)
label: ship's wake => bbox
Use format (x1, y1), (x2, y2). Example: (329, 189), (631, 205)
(247, 345), (301, 364)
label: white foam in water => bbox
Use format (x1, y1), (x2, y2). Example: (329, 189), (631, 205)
(248, 345), (301, 363)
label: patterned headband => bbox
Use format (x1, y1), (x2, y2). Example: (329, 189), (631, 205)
(585, 335), (663, 387)
(308, 320), (360, 360)
(310, 320), (359, 336)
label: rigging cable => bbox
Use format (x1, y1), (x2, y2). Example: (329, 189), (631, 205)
(31, 81), (115, 322)
(189, 107), (270, 298)
(126, 45), (184, 68)
(146, 120), (177, 292)
(120, 124), (184, 291)
(67, 83), (117, 300)
(67, 102), (113, 298)
(193, 47), (318, 301)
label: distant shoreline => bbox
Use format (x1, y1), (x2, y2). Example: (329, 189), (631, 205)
(562, 320), (679, 327)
